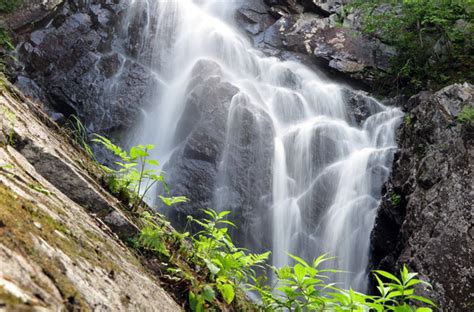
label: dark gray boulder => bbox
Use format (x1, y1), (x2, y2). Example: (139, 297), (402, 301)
(13, 0), (160, 135)
(371, 83), (474, 311)
(163, 60), (275, 252)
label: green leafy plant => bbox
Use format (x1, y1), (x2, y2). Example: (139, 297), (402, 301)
(370, 265), (436, 311)
(0, 28), (16, 73)
(253, 253), (340, 311)
(457, 105), (474, 125)
(93, 135), (185, 211)
(187, 209), (270, 310)
(138, 211), (170, 257)
(254, 259), (436, 311)
(136, 206), (435, 311)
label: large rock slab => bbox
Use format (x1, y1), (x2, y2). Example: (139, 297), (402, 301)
(0, 80), (180, 311)
(371, 83), (474, 311)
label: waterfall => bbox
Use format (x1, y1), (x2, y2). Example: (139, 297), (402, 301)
(120, 0), (403, 292)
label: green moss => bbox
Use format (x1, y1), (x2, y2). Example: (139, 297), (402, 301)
(457, 105), (474, 125)
(0, 181), (132, 310)
(0, 286), (24, 306)
(0, 0), (23, 13)
(0, 183), (89, 309)
(404, 115), (413, 127)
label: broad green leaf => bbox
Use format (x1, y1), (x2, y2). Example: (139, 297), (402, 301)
(204, 259), (220, 275)
(216, 280), (235, 304)
(202, 285), (216, 302)
(288, 253), (310, 268)
(406, 295), (436, 306)
(293, 263), (306, 282)
(146, 159), (160, 166)
(374, 270), (402, 284)
(159, 196), (189, 206)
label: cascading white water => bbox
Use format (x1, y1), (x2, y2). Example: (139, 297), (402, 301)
(120, 0), (403, 291)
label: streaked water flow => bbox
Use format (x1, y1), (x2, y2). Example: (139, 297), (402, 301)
(120, 0), (403, 291)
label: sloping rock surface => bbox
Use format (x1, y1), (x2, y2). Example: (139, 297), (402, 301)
(0, 81), (181, 311)
(371, 83), (474, 311)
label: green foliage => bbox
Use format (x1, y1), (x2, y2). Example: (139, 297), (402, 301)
(138, 211), (170, 256)
(0, 0), (23, 13)
(391, 192), (402, 206)
(136, 207), (435, 312)
(254, 254), (340, 311)
(93, 135), (186, 211)
(0, 29), (14, 51)
(67, 115), (95, 159)
(0, 28), (15, 73)
(254, 259), (436, 311)
(404, 115), (413, 126)
(457, 105), (474, 125)
(187, 209), (270, 310)
(349, 0), (473, 94)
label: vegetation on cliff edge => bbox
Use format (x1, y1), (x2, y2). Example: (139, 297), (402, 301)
(348, 0), (473, 95)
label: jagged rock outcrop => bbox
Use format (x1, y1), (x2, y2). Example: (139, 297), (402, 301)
(237, 0), (395, 85)
(371, 83), (474, 311)
(0, 80), (181, 311)
(6, 0), (161, 136)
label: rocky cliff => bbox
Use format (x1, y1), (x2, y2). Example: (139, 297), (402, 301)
(371, 83), (473, 311)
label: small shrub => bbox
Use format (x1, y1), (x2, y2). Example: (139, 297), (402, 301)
(93, 135), (187, 211)
(187, 209), (270, 310)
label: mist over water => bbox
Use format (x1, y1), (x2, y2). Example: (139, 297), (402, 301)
(120, 0), (403, 291)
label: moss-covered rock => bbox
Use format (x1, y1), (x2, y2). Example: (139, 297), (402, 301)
(0, 77), (181, 311)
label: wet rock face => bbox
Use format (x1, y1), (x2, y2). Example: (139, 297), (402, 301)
(163, 60), (275, 252)
(12, 0), (161, 134)
(371, 83), (474, 311)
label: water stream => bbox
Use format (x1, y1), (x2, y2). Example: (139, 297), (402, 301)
(119, 0), (403, 292)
